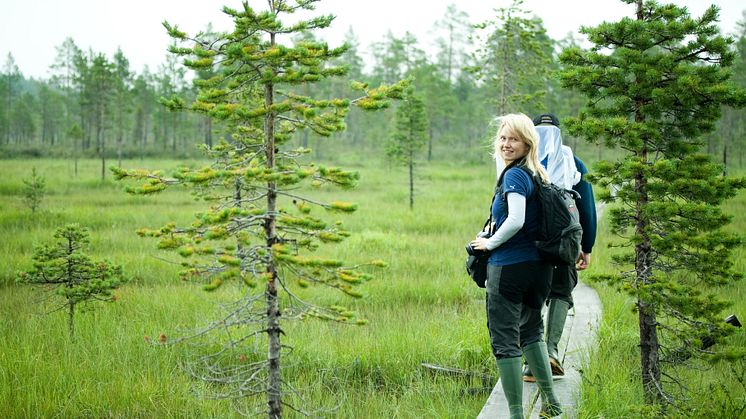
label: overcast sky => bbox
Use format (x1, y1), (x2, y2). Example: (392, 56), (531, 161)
(2, 0), (744, 79)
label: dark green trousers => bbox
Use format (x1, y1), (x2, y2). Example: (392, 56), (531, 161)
(485, 260), (552, 359)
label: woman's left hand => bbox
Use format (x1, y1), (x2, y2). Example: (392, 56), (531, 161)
(470, 237), (490, 251)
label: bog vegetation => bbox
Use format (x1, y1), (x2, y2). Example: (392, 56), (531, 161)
(2, 0), (746, 417)
(2, 158), (744, 417)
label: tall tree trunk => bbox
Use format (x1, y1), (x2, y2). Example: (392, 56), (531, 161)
(410, 112), (416, 209)
(74, 138), (78, 177)
(264, 32), (282, 419)
(5, 75), (10, 144)
(82, 114), (89, 150)
(636, 171), (661, 405)
(409, 152), (414, 210)
(171, 113), (177, 153)
(142, 112), (150, 161)
(117, 111), (123, 168)
(68, 301), (75, 339)
(723, 144), (728, 176)
(41, 104), (48, 145)
(447, 23), (453, 84)
(205, 117), (213, 147)
(99, 104), (106, 181)
(427, 126), (433, 161)
(499, 42), (508, 115)
(117, 133), (123, 168)
(634, 60), (662, 403)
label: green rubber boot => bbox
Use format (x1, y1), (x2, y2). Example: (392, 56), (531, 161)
(496, 356), (524, 419)
(523, 341), (562, 418)
(545, 299), (571, 376)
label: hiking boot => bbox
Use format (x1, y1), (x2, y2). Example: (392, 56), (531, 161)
(497, 357), (525, 419)
(524, 342), (562, 418)
(545, 299), (570, 377)
(527, 359), (565, 380)
(522, 363), (536, 383)
(549, 356), (565, 376)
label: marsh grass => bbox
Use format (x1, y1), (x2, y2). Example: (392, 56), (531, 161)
(2, 158), (744, 417)
(0, 158), (494, 417)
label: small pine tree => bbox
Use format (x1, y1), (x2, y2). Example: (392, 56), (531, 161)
(22, 167), (46, 213)
(387, 87), (428, 209)
(67, 124), (85, 177)
(112, 1), (406, 416)
(17, 224), (126, 338)
(559, 0), (746, 408)
(470, 0), (552, 115)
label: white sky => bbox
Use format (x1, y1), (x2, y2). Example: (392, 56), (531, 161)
(1, 0), (744, 80)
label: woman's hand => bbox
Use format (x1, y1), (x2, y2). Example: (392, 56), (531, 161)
(470, 237), (490, 251)
(576, 252), (591, 271)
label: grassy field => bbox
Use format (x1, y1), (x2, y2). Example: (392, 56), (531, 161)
(0, 157), (497, 418)
(1, 158), (744, 418)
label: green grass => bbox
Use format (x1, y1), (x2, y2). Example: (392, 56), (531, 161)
(0, 158), (495, 418)
(2, 158), (745, 418)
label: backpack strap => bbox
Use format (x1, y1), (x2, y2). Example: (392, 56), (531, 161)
(484, 186), (498, 235)
(497, 159), (536, 203)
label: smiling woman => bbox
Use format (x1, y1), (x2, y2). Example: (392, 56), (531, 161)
(497, 130), (529, 163)
(469, 113), (562, 418)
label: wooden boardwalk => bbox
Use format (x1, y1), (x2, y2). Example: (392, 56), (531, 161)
(477, 279), (602, 418)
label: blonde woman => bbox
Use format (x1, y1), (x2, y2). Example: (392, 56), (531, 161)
(470, 113), (561, 418)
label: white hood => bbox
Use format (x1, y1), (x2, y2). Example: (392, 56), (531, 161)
(536, 125), (581, 190)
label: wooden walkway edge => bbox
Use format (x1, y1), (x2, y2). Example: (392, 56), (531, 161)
(476, 279), (602, 418)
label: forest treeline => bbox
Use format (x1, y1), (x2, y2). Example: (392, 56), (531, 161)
(1, 3), (746, 166)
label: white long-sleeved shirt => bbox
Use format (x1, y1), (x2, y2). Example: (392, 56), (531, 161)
(484, 192), (526, 251)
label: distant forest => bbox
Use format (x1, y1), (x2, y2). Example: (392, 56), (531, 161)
(2, 3), (745, 167)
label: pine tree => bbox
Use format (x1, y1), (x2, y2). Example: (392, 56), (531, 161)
(387, 88), (428, 209)
(50, 37), (83, 152)
(430, 4), (474, 158)
(112, 1), (406, 416)
(67, 123), (85, 176)
(2, 53), (21, 144)
(155, 54), (186, 153)
(75, 51), (116, 179)
(17, 224), (125, 338)
(11, 92), (37, 143)
(112, 48), (133, 168)
(470, 0), (552, 115)
(89, 54), (116, 180)
(559, 0), (746, 408)
(433, 4), (472, 85)
(131, 69), (156, 152)
(716, 11), (746, 169)
(38, 83), (65, 146)
(22, 167), (46, 213)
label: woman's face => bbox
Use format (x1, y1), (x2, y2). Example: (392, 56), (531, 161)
(498, 128), (529, 163)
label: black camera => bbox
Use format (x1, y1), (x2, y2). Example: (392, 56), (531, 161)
(465, 243), (488, 257)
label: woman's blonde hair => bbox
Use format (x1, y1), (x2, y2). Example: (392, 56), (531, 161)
(493, 113), (550, 184)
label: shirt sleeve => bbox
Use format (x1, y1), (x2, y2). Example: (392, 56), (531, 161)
(501, 167), (532, 198)
(484, 193), (526, 250)
(573, 158), (597, 253)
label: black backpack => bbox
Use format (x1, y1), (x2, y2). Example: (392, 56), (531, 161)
(500, 166), (582, 266)
(466, 164), (582, 288)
